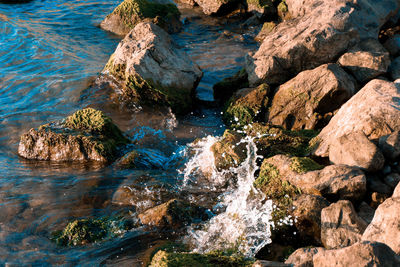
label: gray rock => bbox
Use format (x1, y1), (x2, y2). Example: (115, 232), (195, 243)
(267, 64), (356, 130)
(368, 175), (392, 195)
(338, 39), (390, 84)
(379, 131), (400, 161)
(328, 131), (385, 172)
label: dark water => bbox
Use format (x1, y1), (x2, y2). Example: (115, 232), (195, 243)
(0, 0), (257, 265)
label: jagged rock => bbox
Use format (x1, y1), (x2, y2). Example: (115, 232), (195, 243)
(138, 199), (207, 228)
(321, 200), (368, 249)
(194, 0), (239, 15)
(292, 194), (329, 244)
(314, 79), (400, 157)
(357, 202), (375, 224)
(223, 84), (269, 127)
(338, 39), (390, 84)
(389, 56), (400, 81)
(18, 108), (129, 162)
(378, 131), (400, 161)
(362, 183), (400, 253)
(328, 131), (385, 172)
(267, 64), (356, 130)
(285, 247), (323, 267)
(104, 22), (202, 114)
(100, 0), (182, 35)
(384, 34), (400, 56)
(246, 0), (399, 86)
(264, 155), (367, 202)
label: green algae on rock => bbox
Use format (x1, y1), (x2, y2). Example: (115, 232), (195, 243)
(100, 0), (182, 36)
(52, 217), (133, 246)
(149, 250), (253, 267)
(289, 157), (323, 174)
(255, 21), (277, 42)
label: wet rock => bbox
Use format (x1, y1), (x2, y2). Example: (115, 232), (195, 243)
(252, 260), (291, 267)
(213, 68), (248, 104)
(389, 56), (400, 80)
(104, 22), (203, 115)
(245, 0), (399, 86)
(384, 34), (400, 57)
(267, 64), (356, 130)
(223, 84), (269, 127)
(194, 0), (240, 16)
(100, 0), (181, 36)
(138, 199), (207, 229)
(338, 39), (391, 84)
(314, 79), (400, 157)
(362, 183), (400, 253)
(321, 200), (368, 249)
(357, 202), (375, 224)
(255, 22), (277, 42)
(149, 250), (252, 266)
(18, 108), (129, 162)
(328, 131), (385, 172)
(264, 155), (367, 202)
(52, 217), (133, 246)
(378, 131), (400, 161)
(285, 247), (323, 267)
(246, 0), (277, 19)
(292, 194), (329, 244)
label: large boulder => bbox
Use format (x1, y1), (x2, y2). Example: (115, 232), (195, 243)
(328, 131), (385, 172)
(100, 0), (181, 36)
(338, 39), (391, 84)
(104, 22), (203, 114)
(267, 64), (356, 130)
(321, 200), (368, 249)
(246, 0), (399, 86)
(314, 79), (400, 157)
(246, 0), (277, 19)
(362, 183), (400, 254)
(18, 108), (129, 162)
(194, 0), (240, 16)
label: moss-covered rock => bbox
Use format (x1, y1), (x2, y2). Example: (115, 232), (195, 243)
(277, 0), (290, 20)
(52, 217), (133, 246)
(255, 22), (277, 42)
(289, 157), (323, 174)
(223, 83), (269, 128)
(213, 68), (249, 105)
(149, 250), (253, 267)
(18, 108), (129, 162)
(246, 0), (278, 19)
(100, 0), (182, 35)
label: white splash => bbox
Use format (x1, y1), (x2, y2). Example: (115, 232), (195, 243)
(183, 135), (273, 257)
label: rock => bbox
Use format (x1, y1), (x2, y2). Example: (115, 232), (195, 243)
(149, 250), (251, 266)
(367, 175), (392, 195)
(246, 0), (277, 19)
(223, 84), (269, 127)
(104, 22), (202, 114)
(313, 241), (400, 267)
(389, 56), (400, 80)
(18, 108), (129, 162)
(370, 192), (389, 209)
(277, 0), (290, 20)
(264, 155), (367, 202)
(292, 194), (329, 244)
(357, 202), (375, 224)
(314, 79), (400, 157)
(328, 131), (385, 172)
(379, 131), (400, 160)
(255, 22), (277, 42)
(245, 0), (399, 86)
(100, 0), (182, 36)
(267, 64), (356, 130)
(138, 199), (207, 228)
(285, 247), (323, 267)
(252, 260), (291, 267)
(362, 184), (400, 253)
(338, 39), (391, 84)
(194, 0), (239, 15)
(174, 0), (196, 6)
(213, 68), (248, 104)
(321, 200), (368, 249)
(285, 0), (319, 18)
(384, 34), (400, 56)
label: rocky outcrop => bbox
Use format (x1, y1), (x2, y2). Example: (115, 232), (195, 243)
(18, 108), (129, 162)
(267, 64), (356, 130)
(194, 0), (240, 16)
(321, 200), (368, 249)
(100, 0), (181, 36)
(328, 131), (385, 172)
(246, 0), (399, 86)
(104, 22), (203, 114)
(337, 39), (391, 84)
(362, 183), (400, 254)
(314, 79), (400, 157)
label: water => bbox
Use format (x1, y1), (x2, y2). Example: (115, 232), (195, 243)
(0, 0), (258, 265)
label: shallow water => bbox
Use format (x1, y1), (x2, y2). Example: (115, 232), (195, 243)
(0, 0), (257, 265)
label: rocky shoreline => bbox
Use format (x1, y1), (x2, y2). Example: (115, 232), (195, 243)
(14, 0), (400, 266)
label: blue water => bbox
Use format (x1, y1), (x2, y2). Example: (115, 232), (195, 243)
(0, 1), (256, 264)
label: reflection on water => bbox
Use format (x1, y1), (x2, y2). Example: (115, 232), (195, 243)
(0, 0), (257, 264)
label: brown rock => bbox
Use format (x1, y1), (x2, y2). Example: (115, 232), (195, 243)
(285, 247), (323, 267)
(321, 200), (368, 249)
(194, 0), (239, 15)
(267, 64), (356, 130)
(378, 131), (400, 160)
(252, 260), (291, 267)
(357, 202), (375, 224)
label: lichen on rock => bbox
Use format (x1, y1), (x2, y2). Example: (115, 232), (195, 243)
(289, 157), (323, 174)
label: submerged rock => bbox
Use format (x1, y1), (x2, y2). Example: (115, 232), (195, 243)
(245, 0), (399, 86)
(100, 0), (182, 36)
(267, 64), (356, 130)
(314, 79), (400, 157)
(104, 22), (203, 114)
(18, 108), (129, 162)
